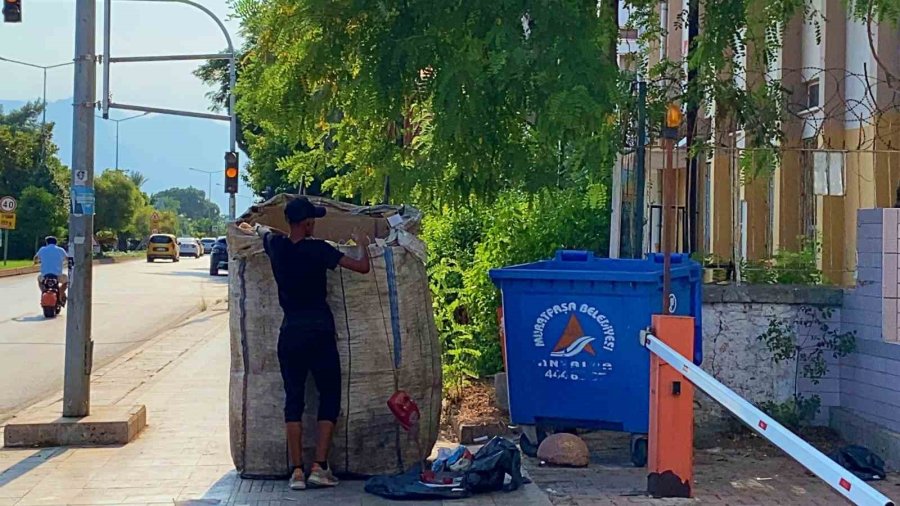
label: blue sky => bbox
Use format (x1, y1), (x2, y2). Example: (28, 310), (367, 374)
(0, 0), (242, 111)
(0, 0), (254, 213)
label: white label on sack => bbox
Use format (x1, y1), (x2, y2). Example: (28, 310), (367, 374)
(387, 214), (403, 228)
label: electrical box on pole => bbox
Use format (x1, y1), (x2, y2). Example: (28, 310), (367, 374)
(3, 0), (22, 22)
(224, 151), (239, 194)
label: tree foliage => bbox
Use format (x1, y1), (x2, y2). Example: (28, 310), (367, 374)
(151, 187), (220, 221)
(0, 103), (69, 259)
(232, 0), (621, 203)
(94, 170), (144, 235)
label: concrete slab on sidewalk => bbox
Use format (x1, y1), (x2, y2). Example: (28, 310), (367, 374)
(3, 404), (146, 447)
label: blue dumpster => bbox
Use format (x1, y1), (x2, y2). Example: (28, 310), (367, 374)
(489, 250), (701, 462)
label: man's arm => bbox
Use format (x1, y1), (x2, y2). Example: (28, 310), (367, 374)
(338, 234), (371, 274)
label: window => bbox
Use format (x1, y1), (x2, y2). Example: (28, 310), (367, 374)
(805, 79), (820, 110)
(150, 235), (172, 244)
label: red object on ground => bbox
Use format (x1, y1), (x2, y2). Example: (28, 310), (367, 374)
(388, 390), (421, 432)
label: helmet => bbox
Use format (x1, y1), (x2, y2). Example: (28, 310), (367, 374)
(45, 236), (58, 245)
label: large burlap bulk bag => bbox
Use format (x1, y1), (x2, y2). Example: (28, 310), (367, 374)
(227, 195), (441, 478)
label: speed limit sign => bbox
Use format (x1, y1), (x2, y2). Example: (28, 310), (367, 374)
(0, 196), (16, 213)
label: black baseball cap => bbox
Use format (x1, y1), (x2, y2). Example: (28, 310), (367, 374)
(284, 197), (326, 223)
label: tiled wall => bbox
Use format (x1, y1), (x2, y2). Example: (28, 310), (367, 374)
(838, 209), (900, 437)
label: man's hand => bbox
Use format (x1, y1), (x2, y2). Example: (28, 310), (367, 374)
(238, 222), (255, 235)
(350, 231), (371, 250)
(340, 230), (371, 274)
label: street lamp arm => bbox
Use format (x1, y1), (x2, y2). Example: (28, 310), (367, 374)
(0, 56), (74, 70)
(188, 167), (223, 175)
(115, 0), (233, 56)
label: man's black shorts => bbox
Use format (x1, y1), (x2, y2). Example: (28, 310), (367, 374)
(277, 324), (342, 424)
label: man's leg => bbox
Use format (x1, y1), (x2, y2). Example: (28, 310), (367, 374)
(278, 335), (309, 489)
(286, 422), (303, 469)
(59, 274), (68, 304)
(307, 336), (341, 487)
(314, 420), (335, 463)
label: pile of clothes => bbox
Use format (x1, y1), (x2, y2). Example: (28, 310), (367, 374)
(364, 437), (525, 500)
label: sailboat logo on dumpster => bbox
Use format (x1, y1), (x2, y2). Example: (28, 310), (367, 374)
(532, 302), (615, 381)
(550, 314), (596, 357)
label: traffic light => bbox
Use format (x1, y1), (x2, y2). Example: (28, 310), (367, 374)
(224, 151), (239, 194)
(3, 0), (22, 23)
(662, 103), (682, 139)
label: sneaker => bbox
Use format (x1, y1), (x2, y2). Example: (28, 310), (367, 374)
(289, 468), (306, 490)
(307, 464), (338, 488)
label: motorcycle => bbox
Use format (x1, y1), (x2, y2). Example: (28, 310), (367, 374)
(40, 274), (64, 318)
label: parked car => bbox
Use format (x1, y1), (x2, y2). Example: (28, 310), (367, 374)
(177, 237), (202, 258)
(147, 234), (179, 262)
(200, 237), (216, 255)
(209, 236), (228, 276)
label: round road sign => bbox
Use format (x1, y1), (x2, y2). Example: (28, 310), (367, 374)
(0, 196), (16, 213)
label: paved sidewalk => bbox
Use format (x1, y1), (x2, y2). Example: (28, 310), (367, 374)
(2, 304), (897, 505)
(525, 430), (900, 505)
(0, 306), (549, 506)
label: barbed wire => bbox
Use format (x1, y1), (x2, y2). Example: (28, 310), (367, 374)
(622, 65), (900, 151)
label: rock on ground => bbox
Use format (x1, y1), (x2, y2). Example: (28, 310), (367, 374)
(537, 433), (590, 467)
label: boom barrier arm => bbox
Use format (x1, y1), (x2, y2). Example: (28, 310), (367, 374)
(641, 330), (894, 506)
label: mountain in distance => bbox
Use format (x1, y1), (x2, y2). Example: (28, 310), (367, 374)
(0, 98), (253, 212)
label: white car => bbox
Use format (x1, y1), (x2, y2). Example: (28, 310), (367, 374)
(177, 238), (202, 258)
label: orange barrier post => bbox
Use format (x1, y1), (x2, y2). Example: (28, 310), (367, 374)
(647, 314), (695, 498)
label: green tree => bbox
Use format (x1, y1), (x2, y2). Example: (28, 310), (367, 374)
(151, 187), (219, 221)
(131, 206), (178, 238)
(94, 170), (143, 235)
(13, 186), (66, 257)
(0, 103), (69, 258)
(230, 0), (620, 204)
(195, 52), (307, 197)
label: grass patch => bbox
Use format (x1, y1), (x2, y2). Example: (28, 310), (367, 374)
(0, 259), (33, 271)
(96, 250), (144, 259)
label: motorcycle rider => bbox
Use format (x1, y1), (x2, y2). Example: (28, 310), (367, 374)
(33, 236), (69, 304)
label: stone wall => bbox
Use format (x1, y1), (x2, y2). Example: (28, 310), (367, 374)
(697, 285), (843, 438)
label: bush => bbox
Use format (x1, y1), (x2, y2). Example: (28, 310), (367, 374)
(423, 186), (610, 393)
(743, 238), (822, 285)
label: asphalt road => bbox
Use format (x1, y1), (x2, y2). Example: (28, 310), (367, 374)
(0, 256), (228, 421)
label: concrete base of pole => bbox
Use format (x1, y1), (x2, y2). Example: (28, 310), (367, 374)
(3, 405), (146, 447)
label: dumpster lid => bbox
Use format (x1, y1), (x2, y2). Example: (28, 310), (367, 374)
(489, 250), (699, 284)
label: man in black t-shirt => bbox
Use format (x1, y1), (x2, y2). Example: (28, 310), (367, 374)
(242, 197), (370, 490)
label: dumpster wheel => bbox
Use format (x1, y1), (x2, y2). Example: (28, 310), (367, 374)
(630, 434), (648, 467)
(518, 424), (549, 458)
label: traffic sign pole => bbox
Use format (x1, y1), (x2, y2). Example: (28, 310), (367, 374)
(0, 196), (17, 266)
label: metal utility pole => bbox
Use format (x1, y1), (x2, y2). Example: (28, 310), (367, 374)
(64, 0), (96, 418)
(97, 112), (149, 169)
(685, 0), (700, 254)
(661, 104), (683, 314)
(632, 82), (648, 259)
(102, 0), (237, 220)
(189, 167), (222, 235)
(0, 57), (74, 168)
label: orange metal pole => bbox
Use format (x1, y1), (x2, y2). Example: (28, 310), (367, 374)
(648, 314), (695, 498)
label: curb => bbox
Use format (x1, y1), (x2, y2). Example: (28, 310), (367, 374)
(0, 299), (227, 427)
(0, 254), (144, 279)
